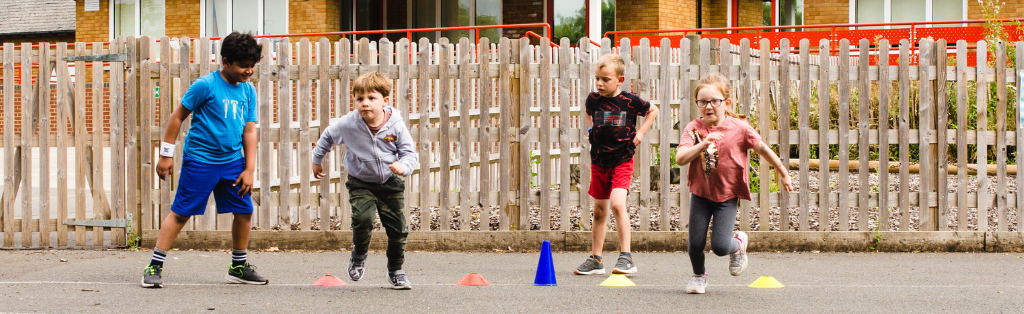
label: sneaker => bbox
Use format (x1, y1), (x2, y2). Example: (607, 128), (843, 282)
(226, 263), (269, 285)
(685, 273), (708, 294)
(729, 231), (749, 276)
(348, 256), (366, 281)
(388, 270), (412, 290)
(573, 255), (605, 275)
(141, 265), (163, 288)
(612, 253), (637, 274)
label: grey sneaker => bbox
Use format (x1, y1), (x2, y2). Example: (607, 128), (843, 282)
(141, 265), (162, 288)
(388, 269), (412, 290)
(573, 255), (605, 275)
(729, 231), (749, 276)
(348, 256), (366, 281)
(226, 263), (269, 285)
(685, 273), (708, 294)
(612, 253), (637, 274)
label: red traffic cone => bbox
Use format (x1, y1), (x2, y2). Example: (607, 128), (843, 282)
(312, 274), (348, 287)
(456, 273), (491, 286)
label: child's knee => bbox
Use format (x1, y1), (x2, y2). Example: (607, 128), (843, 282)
(711, 244), (732, 256)
(351, 216), (376, 232)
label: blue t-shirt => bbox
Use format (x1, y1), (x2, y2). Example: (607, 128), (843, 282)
(181, 70), (258, 164)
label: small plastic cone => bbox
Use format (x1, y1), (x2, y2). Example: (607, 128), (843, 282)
(533, 240), (557, 286)
(456, 273), (491, 286)
(748, 276), (784, 288)
(599, 274), (636, 287)
(312, 274), (348, 287)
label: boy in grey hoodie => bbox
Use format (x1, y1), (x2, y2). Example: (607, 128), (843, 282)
(312, 72), (418, 290)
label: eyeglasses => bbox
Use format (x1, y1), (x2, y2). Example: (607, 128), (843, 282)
(695, 99), (726, 108)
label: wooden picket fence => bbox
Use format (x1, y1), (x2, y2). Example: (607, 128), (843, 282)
(0, 35), (1021, 248)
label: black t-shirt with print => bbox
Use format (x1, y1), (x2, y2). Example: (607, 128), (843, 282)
(586, 90), (651, 168)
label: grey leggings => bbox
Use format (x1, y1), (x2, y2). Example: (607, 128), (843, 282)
(688, 194), (740, 275)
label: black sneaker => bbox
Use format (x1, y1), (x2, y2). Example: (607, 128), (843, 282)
(225, 263), (269, 285)
(612, 252), (637, 274)
(141, 265), (163, 288)
(388, 269), (412, 290)
(348, 256), (366, 281)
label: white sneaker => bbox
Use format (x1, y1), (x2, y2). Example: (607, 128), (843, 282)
(729, 231), (749, 276)
(685, 273), (707, 294)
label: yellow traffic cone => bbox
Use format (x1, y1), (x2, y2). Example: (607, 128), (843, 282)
(748, 276), (784, 288)
(599, 274), (637, 287)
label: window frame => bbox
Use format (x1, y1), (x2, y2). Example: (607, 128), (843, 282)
(109, 0), (143, 39)
(199, 0), (290, 37)
(849, 0), (968, 28)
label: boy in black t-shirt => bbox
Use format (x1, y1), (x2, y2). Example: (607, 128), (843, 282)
(574, 53), (659, 276)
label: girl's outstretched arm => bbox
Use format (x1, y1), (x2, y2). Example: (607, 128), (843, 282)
(752, 141), (794, 192)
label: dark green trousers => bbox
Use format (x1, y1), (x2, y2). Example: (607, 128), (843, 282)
(346, 175), (408, 272)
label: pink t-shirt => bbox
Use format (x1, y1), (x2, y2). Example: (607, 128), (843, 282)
(679, 116), (762, 202)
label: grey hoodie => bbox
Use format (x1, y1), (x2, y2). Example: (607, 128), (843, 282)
(312, 107), (418, 184)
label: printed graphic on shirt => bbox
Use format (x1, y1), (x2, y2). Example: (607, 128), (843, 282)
(222, 99), (246, 122)
(383, 134), (397, 142)
(585, 91), (651, 168)
(593, 111), (627, 126)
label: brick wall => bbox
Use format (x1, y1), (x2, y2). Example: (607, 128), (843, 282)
(969, 1), (1024, 20)
(804, 0), (849, 27)
(702, 0), (728, 29)
(502, 0), (545, 39)
(289, 0), (341, 42)
(166, 0), (200, 39)
(617, 0), (660, 32)
(76, 0), (109, 43)
(737, 0), (764, 27)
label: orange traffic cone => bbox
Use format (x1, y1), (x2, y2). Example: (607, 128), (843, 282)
(456, 273), (491, 286)
(312, 274), (348, 287)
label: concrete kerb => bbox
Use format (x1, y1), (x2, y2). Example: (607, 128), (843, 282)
(143, 230), (1020, 252)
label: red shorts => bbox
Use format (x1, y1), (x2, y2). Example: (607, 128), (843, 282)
(588, 159), (634, 199)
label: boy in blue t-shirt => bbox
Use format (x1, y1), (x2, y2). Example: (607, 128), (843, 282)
(141, 31), (266, 288)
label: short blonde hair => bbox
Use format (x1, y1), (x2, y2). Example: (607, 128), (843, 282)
(595, 53), (625, 76)
(352, 71), (392, 98)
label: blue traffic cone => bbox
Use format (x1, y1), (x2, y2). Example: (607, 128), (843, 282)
(534, 240), (557, 286)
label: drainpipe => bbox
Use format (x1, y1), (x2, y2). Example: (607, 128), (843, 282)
(696, 0), (702, 30)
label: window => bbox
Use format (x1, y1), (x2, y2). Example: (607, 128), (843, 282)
(202, 0), (288, 37)
(777, 0), (803, 30)
(554, 0), (586, 43)
(110, 0), (165, 38)
(602, 0), (615, 35)
(852, 0), (966, 28)
(407, 0), (503, 43)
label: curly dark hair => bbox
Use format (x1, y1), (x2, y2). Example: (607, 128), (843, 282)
(220, 31), (263, 64)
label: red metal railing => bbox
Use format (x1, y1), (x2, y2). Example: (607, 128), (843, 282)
(605, 18), (1024, 50)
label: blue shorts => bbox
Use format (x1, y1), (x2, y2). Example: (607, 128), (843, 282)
(171, 155), (254, 216)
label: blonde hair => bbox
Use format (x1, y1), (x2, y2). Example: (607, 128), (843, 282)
(694, 72), (745, 120)
(352, 71), (392, 98)
(595, 53), (625, 76)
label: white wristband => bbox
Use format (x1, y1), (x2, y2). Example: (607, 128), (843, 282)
(160, 142), (175, 157)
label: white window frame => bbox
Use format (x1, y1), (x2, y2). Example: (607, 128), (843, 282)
(849, 0), (968, 28)
(200, 0), (289, 37)
(109, 0), (142, 39)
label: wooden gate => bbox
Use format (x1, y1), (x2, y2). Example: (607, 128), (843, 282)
(1, 39), (131, 248)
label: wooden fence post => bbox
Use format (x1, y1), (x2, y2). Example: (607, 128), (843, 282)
(686, 34), (701, 121)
